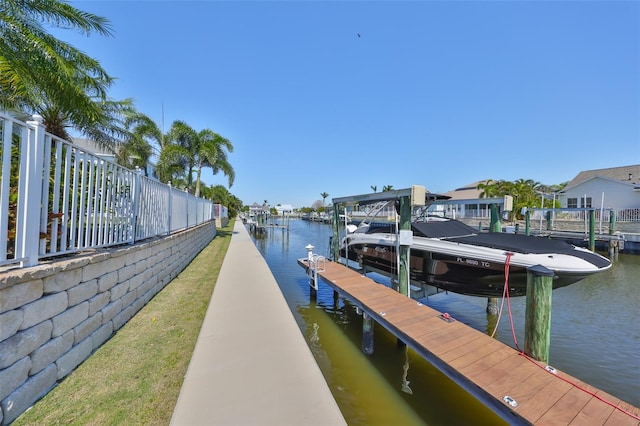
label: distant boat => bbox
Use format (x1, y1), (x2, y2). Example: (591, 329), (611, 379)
(340, 211), (612, 298)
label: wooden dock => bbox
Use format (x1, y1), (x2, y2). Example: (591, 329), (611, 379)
(298, 258), (640, 425)
(247, 222), (288, 234)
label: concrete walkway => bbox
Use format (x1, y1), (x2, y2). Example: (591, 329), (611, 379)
(171, 221), (346, 426)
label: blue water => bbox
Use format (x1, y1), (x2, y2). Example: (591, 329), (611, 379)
(249, 219), (639, 424)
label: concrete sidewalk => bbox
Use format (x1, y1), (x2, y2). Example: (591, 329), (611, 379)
(171, 221), (345, 426)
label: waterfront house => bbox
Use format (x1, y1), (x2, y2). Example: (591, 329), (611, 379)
(275, 204), (293, 215)
(557, 165), (640, 214)
(248, 202), (267, 217)
(438, 180), (495, 219)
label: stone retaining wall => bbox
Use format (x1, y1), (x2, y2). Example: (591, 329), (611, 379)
(0, 221), (217, 425)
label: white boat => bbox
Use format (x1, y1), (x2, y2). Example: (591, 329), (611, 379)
(339, 209), (612, 298)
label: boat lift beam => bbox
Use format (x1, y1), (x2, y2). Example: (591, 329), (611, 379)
(332, 185), (433, 206)
(331, 185), (430, 298)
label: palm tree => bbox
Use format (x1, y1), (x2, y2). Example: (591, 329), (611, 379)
(370, 185), (377, 192)
(124, 111), (164, 151)
(1, 0), (116, 139)
(195, 130), (234, 197)
(39, 98), (137, 149)
(512, 178), (540, 210)
(117, 112), (165, 173)
(320, 192), (329, 206)
(382, 185), (394, 192)
(157, 121), (235, 196)
(476, 179), (498, 198)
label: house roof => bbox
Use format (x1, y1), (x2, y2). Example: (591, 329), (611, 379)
(564, 164), (640, 190)
(71, 138), (114, 155)
(443, 180), (490, 200)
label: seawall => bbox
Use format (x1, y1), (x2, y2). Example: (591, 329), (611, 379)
(0, 221), (217, 425)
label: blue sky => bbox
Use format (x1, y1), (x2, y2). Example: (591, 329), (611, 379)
(61, 1), (639, 208)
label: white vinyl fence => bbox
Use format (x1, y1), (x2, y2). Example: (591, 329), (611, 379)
(1, 113), (213, 268)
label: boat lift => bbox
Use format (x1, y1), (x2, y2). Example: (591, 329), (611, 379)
(330, 185), (433, 298)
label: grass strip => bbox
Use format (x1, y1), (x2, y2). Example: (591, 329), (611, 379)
(14, 220), (235, 426)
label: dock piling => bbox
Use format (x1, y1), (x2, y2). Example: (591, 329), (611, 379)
(362, 312), (374, 355)
(489, 204), (501, 233)
(524, 265), (554, 364)
(398, 197), (412, 297)
(486, 298), (498, 315)
(609, 209), (616, 235)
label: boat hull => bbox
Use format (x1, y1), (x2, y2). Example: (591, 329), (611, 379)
(341, 241), (599, 298)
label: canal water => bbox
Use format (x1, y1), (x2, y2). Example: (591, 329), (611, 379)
(249, 219), (639, 425)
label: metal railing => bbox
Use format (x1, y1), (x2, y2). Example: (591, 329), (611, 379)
(529, 208), (639, 223)
(1, 113), (214, 268)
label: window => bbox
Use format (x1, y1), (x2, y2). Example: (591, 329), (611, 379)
(567, 197), (592, 208)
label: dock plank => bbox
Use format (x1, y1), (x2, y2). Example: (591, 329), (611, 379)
(536, 385), (593, 425)
(569, 396), (615, 426)
(297, 259), (640, 425)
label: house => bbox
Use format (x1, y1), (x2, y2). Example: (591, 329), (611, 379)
(275, 204), (293, 215)
(436, 180), (498, 219)
(248, 202), (268, 217)
(558, 165), (640, 211)
(443, 180), (487, 200)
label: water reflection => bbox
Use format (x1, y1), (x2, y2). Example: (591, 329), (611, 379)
(249, 219), (639, 424)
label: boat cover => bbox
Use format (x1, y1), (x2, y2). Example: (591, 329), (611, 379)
(367, 220), (611, 268)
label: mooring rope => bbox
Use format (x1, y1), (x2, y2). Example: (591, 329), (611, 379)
(496, 253), (640, 421)
(490, 252), (513, 338)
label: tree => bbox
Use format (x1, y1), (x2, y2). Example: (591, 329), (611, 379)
(370, 185), (377, 192)
(201, 184), (242, 218)
(476, 179), (494, 198)
(382, 185), (394, 192)
(157, 121), (235, 195)
(320, 192), (329, 206)
(114, 109), (163, 173)
(40, 97), (137, 149)
(477, 178), (551, 220)
(1, 0), (119, 143)
(122, 111), (164, 155)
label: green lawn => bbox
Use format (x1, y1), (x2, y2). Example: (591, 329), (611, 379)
(14, 220), (234, 426)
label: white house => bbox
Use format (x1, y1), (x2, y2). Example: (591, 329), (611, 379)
(558, 165), (640, 211)
(248, 203), (267, 217)
(275, 204), (293, 215)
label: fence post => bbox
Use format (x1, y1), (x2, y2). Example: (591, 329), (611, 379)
(20, 115), (46, 266)
(130, 171), (141, 244)
(167, 182), (172, 235)
(0, 117), (13, 261)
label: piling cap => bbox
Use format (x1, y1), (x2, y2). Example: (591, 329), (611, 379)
(527, 264), (554, 277)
